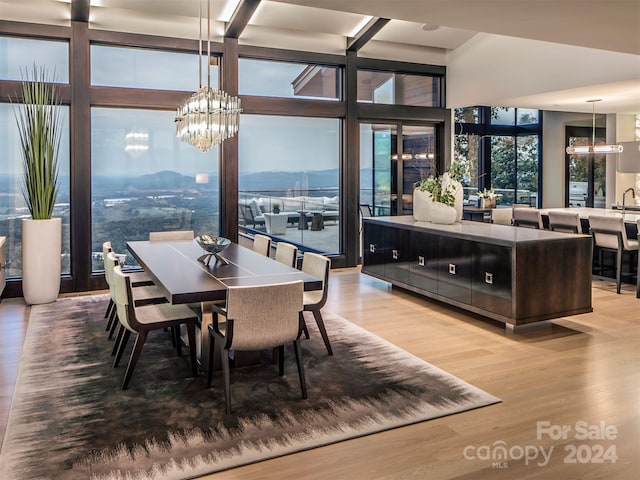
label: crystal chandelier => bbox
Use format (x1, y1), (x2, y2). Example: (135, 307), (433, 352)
(566, 99), (623, 155)
(175, 0), (242, 152)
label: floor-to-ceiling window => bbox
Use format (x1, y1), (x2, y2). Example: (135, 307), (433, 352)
(237, 58), (341, 254)
(90, 108), (219, 270)
(0, 36), (70, 279)
(454, 106), (542, 207)
(89, 44), (220, 271)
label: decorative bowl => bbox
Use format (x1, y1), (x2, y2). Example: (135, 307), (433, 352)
(195, 235), (231, 266)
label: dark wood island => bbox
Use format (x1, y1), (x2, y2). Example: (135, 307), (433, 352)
(362, 216), (593, 331)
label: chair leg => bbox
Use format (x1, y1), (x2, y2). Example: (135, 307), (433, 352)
(278, 345), (285, 376)
(311, 309), (333, 355)
(175, 326), (182, 356)
(293, 339), (308, 399)
(122, 330), (148, 390)
(186, 322), (198, 378)
(616, 247), (623, 294)
(206, 329), (215, 388)
(221, 347), (232, 415)
(300, 312), (310, 339)
(108, 313), (119, 339)
(104, 298), (114, 320)
(111, 325), (124, 356)
(106, 306), (116, 332)
(113, 329), (131, 367)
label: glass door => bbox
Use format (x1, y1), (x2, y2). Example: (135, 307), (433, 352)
(566, 126), (606, 208)
(360, 123), (437, 216)
(360, 123), (396, 215)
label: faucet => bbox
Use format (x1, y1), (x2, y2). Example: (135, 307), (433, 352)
(622, 187), (635, 210)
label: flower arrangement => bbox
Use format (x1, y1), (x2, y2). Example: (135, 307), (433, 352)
(478, 188), (498, 199)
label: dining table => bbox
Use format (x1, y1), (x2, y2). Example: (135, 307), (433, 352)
(127, 239), (322, 370)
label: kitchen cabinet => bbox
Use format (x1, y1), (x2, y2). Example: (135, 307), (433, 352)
(362, 217), (592, 331)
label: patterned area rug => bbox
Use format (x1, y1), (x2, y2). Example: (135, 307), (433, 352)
(0, 295), (500, 479)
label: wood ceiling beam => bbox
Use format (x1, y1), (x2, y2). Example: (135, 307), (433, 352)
(347, 17), (390, 52)
(71, 0), (90, 23)
(225, 0), (261, 39)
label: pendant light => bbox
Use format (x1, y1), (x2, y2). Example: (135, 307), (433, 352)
(566, 99), (623, 155)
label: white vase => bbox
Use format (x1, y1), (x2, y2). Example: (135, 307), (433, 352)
(22, 217), (61, 305)
(442, 172), (464, 222)
(413, 188), (458, 224)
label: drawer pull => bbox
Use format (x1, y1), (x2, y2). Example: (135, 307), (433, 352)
(392, 249), (399, 260)
(369, 244), (376, 253)
(449, 263), (456, 275)
(418, 255), (425, 266)
(485, 272), (494, 285)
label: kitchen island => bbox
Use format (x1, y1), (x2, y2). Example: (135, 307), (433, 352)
(362, 216), (593, 331)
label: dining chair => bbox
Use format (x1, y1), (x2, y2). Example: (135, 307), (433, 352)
(206, 280), (306, 414)
(589, 214), (639, 294)
(512, 208), (544, 229)
(274, 241), (298, 268)
(491, 208), (513, 225)
(548, 210), (583, 233)
(149, 230), (195, 241)
(300, 252), (333, 355)
(111, 264), (199, 390)
(102, 244), (160, 335)
(253, 233), (272, 257)
(105, 251), (168, 336)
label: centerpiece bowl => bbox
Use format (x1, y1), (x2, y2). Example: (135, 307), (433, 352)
(195, 234), (231, 266)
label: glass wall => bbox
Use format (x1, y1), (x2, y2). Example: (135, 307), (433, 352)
(239, 58), (339, 100)
(0, 103), (71, 277)
(91, 45), (210, 91)
(455, 106), (542, 206)
(357, 70), (441, 107)
(238, 114), (340, 254)
(91, 108), (219, 270)
(0, 36), (69, 83)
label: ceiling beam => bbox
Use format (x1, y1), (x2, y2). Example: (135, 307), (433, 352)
(71, 0), (90, 23)
(225, 0), (261, 39)
(347, 17), (390, 52)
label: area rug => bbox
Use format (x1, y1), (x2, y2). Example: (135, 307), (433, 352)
(0, 294), (500, 480)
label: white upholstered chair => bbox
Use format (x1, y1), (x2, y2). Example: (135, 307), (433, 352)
(111, 265), (199, 390)
(491, 208), (513, 225)
(301, 252), (333, 355)
(253, 233), (272, 257)
(274, 242), (298, 268)
(206, 280), (306, 414)
(548, 211), (583, 233)
(149, 230), (194, 241)
(512, 208), (544, 229)
(589, 214), (639, 294)
(103, 246), (164, 338)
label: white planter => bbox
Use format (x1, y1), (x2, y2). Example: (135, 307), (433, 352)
(22, 217), (61, 305)
(413, 188), (458, 224)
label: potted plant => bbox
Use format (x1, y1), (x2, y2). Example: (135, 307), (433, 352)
(272, 202), (281, 214)
(413, 175), (458, 224)
(13, 66), (63, 305)
(478, 188), (499, 208)
(413, 160), (466, 224)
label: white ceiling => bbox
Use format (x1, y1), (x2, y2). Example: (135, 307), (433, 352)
(1, 0), (639, 114)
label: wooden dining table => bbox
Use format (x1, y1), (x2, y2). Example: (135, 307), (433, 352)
(127, 239), (322, 370)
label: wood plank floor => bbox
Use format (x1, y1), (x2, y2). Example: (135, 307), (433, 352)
(1, 269), (638, 479)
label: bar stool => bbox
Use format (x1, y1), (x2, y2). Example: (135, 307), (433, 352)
(512, 208), (544, 229)
(548, 210), (583, 233)
(589, 215), (638, 294)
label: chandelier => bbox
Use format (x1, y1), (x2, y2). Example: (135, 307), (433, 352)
(566, 99), (623, 155)
(175, 0), (242, 152)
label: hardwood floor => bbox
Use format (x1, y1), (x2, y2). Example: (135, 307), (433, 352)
(1, 269), (638, 479)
